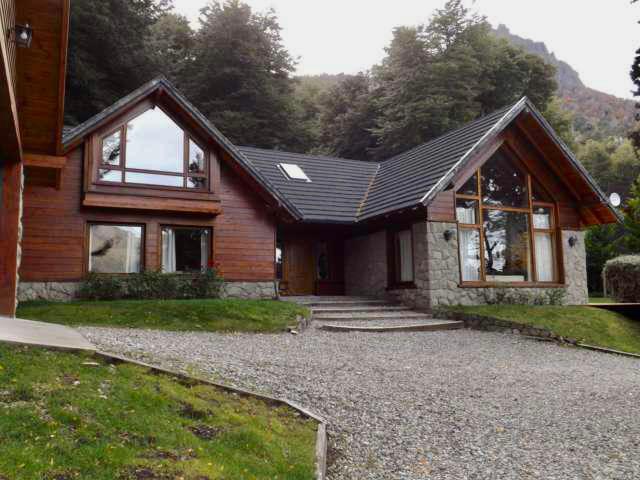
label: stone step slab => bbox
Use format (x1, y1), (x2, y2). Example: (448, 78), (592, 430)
(318, 320), (463, 333)
(311, 305), (407, 313)
(313, 311), (433, 321)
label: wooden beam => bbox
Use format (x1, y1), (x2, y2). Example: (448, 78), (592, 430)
(83, 192), (222, 215)
(23, 153), (67, 169)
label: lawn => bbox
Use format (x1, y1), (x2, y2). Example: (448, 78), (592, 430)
(447, 304), (640, 355)
(16, 299), (309, 333)
(0, 344), (316, 480)
(588, 296), (614, 304)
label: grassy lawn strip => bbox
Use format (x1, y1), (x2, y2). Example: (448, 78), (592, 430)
(16, 299), (309, 333)
(0, 344), (316, 480)
(447, 305), (640, 355)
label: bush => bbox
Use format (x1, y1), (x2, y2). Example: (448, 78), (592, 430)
(482, 289), (567, 306)
(78, 268), (223, 301)
(604, 255), (640, 302)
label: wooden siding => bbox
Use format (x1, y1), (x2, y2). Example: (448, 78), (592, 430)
(0, 160), (22, 315)
(20, 146), (277, 282)
(0, 0), (16, 93)
(16, 0), (68, 155)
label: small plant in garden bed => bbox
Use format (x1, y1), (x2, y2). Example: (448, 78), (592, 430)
(78, 268), (224, 301)
(16, 298), (310, 333)
(0, 344), (316, 480)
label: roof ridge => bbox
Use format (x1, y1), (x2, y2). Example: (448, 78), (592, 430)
(356, 163), (381, 220)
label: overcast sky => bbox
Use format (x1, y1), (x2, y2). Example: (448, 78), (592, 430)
(175, 0), (638, 99)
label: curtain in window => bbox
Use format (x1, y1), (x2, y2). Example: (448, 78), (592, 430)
(125, 230), (138, 273)
(200, 231), (209, 271)
(162, 228), (176, 273)
(535, 232), (555, 282)
(459, 229), (480, 281)
(456, 205), (476, 224)
(398, 230), (414, 282)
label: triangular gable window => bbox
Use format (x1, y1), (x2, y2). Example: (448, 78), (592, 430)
(97, 106), (208, 190)
(455, 148), (559, 285)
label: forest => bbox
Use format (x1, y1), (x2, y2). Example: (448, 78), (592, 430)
(65, 0), (640, 293)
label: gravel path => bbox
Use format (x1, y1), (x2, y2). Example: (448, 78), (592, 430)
(80, 326), (640, 479)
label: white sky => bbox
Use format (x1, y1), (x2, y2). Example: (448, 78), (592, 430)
(174, 0), (638, 99)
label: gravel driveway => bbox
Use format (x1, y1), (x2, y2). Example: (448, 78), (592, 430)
(80, 326), (640, 480)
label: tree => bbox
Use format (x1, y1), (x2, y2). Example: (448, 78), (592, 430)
(182, 0), (300, 149)
(370, 0), (557, 159)
(624, 175), (640, 252)
(543, 96), (577, 151)
(65, 0), (170, 124)
(315, 74), (379, 160)
(147, 12), (195, 87)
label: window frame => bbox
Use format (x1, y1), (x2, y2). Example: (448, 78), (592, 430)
(455, 147), (564, 287)
(93, 104), (211, 193)
(85, 221), (145, 275)
(159, 225), (213, 274)
(387, 225), (416, 289)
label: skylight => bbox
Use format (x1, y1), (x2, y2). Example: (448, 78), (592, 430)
(279, 163), (311, 182)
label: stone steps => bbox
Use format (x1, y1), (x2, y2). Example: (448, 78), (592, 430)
(318, 319), (463, 333)
(313, 311), (433, 321)
(311, 305), (407, 314)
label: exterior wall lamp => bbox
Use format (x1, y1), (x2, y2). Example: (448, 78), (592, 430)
(10, 24), (33, 48)
(443, 229), (455, 242)
(568, 235), (579, 248)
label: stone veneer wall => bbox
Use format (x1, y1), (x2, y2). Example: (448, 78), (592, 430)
(425, 222), (588, 307)
(17, 281), (277, 303)
(344, 230), (387, 297)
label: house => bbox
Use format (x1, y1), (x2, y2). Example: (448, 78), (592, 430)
(0, 0), (69, 316)
(0, 1), (620, 317)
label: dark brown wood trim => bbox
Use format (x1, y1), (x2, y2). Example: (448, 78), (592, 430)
(83, 192), (221, 215)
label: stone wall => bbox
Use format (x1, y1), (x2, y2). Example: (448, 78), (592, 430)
(18, 280), (277, 303)
(425, 222), (588, 306)
(344, 230), (387, 297)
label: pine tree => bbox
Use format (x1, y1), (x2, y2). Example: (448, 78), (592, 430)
(182, 0), (300, 149)
(624, 175), (640, 252)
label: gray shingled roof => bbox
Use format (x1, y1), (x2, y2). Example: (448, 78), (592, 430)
(239, 147), (379, 224)
(359, 102), (518, 220)
(63, 79), (619, 224)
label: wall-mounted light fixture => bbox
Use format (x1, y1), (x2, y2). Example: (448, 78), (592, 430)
(443, 229), (455, 242)
(10, 24), (33, 48)
(568, 235), (579, 248)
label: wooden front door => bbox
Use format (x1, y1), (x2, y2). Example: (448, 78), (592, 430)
(284, 238), (315, 295)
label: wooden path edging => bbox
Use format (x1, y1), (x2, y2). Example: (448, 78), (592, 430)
(94, 350), (328, 480)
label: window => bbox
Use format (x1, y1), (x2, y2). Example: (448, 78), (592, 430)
(279, 163), (311, 182)
(97, 107), (208, 190)
(275, 239), (284, 280)
(89, 224), (142, 273)
(390, 229), (414, 284)
(455, 149), (559, 284)
(161, 227), (211, 273)
(316, 242), (329, 280)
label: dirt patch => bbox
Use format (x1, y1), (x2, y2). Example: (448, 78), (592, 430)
(43, 471), (78, 480)
(119, 467), (184, 480)
(188, 424), (224, 440)
(143, 449), (196, 462)
(178, 402), (210, 420)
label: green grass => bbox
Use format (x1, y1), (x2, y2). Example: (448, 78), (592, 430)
(16, 299), (309, 333)
(588, 296), (615, 304)
(447, 304), (640, 355)
(0, 344), (316, 479)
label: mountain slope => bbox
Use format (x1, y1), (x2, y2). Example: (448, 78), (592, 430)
(493, 24), (635, 138)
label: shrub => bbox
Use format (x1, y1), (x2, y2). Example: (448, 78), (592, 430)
(78, 273), (125, 300)
(482, 289), (566, 306)
(604, 255), (640, 302)
(78, 268), (224, 301)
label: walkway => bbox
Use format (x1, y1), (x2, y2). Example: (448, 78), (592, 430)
(0, 316), (95, 351)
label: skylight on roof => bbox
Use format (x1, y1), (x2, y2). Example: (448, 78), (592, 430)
(279, 163), (311, 182)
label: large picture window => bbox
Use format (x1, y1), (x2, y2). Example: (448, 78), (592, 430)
(89, 224), (143, 273)
(456, 149), (560, 285)
(97, 107), (208, 190)
(161, 227), (211, 273)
